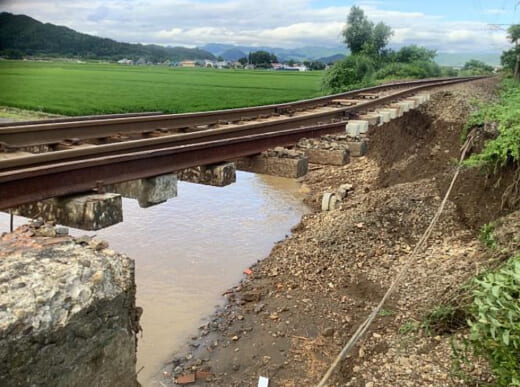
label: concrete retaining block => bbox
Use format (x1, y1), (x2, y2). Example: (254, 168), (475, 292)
(13, 193), (123, 231)
(107, 174), (177, 208)
(178, 162), (236, 187)
(236, 155), (308, 178)
(304, 148), (350, 166)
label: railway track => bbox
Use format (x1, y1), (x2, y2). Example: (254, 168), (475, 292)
(0, 76), (486, 209)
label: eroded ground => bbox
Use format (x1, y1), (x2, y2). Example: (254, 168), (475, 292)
(163, 78), (519, 386)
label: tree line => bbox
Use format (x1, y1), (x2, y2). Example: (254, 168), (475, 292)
(322, 6), (499, 92)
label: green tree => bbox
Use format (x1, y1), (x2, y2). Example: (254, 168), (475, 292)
(342, 6), (392, 59)
(394, 45), (436, 63)
(248, 51), (277, 68)
(372, 22), (393, 56)
(343, 6), (373, 55)
(462, 59), (494, 75)
(507, 24), (520, 80)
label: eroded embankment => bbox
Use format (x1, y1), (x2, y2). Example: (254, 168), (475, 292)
(164, 77), (520, 387)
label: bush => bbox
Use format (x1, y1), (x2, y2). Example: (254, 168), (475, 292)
(465, 79), (520, 169)
(375, 60), (441, 80)
(467, 255), (520, 386)
(321, 54), (375, 92)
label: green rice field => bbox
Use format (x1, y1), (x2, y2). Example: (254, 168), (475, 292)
(0, 61), (324, 116)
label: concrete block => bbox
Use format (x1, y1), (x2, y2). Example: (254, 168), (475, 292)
(378, 110), (391, 123)
(13, 193), (123, 231)
(106, 174), (177, 208)
(0, 225), (139, 387)
(178, 162), (236, 187)
(348, 120), (369, 134)
(389, 105), (404, 117)
(346, 140), (368, 157)
(403, 99), (417, 109)
(304, 148), (350, 166)
(358, 114), (381, 126)
(346, 122), (360, 137)
(322, 193), (340, 211)
(380, 108), (398, 120)
(236, 155), (308, 178)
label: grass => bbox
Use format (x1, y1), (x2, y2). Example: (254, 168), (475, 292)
(0, 60), (324, 116)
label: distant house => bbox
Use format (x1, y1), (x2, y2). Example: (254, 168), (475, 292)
(135, 57), (147, 65)
(215, 60), (229, 69)
(278, 64), (308, 72)
(245, 64), (255, 70)
(179, 60), (197, 67)
(203, 59), (214, 68)
(271, 63), (283, 70)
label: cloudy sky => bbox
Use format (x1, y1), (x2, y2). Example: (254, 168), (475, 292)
(1, 0), (518, 52)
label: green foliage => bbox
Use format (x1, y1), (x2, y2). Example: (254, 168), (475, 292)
(343, 6), (374, 55)
(461, 59), (494, 75)
(391, 45), (437, 63)
(465, 79), (520, 168)
(0, 12), (214, 62)
(321, 54), (375, 92)
(399, 320), (420, 335)
(245, 51), (278, 68)
(502, 47), (520, 73)
(467, 255), (520, 386)
(479, 222), (497, 249)
(375, 60), (441, 80)
(0, 61), (323, 115)
(325, 9), (441, 91)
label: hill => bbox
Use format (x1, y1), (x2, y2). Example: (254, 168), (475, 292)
(0, 12), (215, 62)
(219, 48), (247, 61)
(317, 54), (346, 64)
(201, 43), (346, 62)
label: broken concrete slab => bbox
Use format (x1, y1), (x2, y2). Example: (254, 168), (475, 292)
(13, 193), (123, 231)
(0, 224), (140, 387)
(178, 162), (236, 187)
(106, 174), (177, 208)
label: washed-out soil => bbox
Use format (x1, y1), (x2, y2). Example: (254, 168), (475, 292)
(162, 77), (517, 386)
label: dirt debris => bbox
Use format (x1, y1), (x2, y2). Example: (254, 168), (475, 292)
(163, 78), (515, 386)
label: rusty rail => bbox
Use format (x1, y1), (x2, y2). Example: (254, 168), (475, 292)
(0, 76), (487, 209)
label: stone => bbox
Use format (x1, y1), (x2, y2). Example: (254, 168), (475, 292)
(322, 327), (335, 337)
(0, 226), (139, 387)
(346, 141), (368, 157)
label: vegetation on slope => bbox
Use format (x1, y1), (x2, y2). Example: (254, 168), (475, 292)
(0, 12), (215, 62)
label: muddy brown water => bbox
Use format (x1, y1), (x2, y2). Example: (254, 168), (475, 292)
(0, 171), (308, 386)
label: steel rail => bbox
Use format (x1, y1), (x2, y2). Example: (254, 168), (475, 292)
(0, 122), (346, 209)
(0, 76), (484, 148)
(0, 111), (164, 128)
(0, 76), (478, 172)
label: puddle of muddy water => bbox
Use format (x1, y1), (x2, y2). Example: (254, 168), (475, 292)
(0, 171), (308, 386)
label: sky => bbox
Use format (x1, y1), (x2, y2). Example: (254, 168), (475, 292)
(1, 0), (519, 52)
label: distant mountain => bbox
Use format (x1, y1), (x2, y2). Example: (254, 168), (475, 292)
(0, 12), (215, 62)
(201, 43), (346, 62)
(220, 48), (247, 61)
(434, 52), (501, 67)
(317, 54), (346, 64)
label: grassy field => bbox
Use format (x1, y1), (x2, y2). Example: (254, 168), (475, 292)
(0, 61), (324, 116)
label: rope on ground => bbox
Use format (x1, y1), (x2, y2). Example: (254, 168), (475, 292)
(316, 135), (475, 387)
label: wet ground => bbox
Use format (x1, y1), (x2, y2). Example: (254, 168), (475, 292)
(0, 171), (308, 386)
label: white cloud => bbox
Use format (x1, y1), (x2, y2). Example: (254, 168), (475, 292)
(0, 0), (511, 52)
